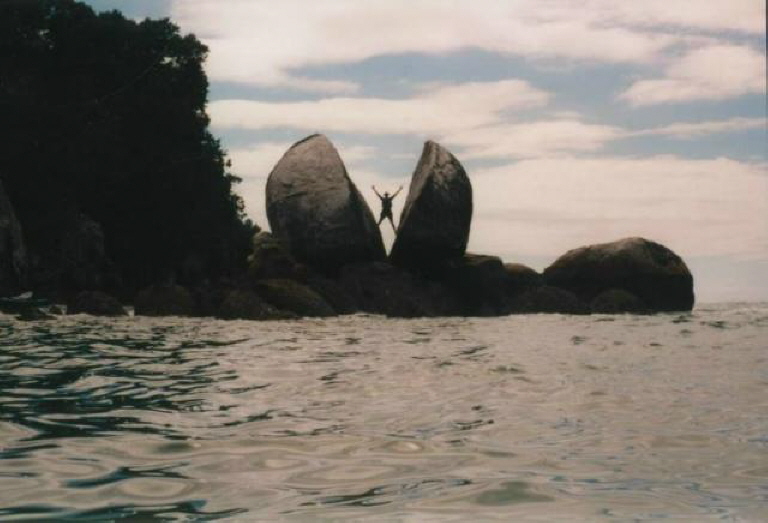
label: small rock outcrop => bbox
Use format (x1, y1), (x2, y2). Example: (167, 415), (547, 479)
(590, 288), (646, 314)
(543, 237), (694, 311)
(16, 307), (55, 321)
(248, 231), (305, 281)
(253, 279), (336, 318)
(58, 212), (114, 292)
(266, 134), (385, 274)
(504, 263), (542, 296)
(389, 141), (472, 271)
(68, 290), (126, 316)
(0, 180), (28, 297)
(508, 285), (588, 315)
(29, 210), (118, 299)
(442, 254), (508, 316)
(134, 284), (196, 317)
(340, 262), (461, 318)
(305, 276), (358, 315)
(217, 290), (295, 320)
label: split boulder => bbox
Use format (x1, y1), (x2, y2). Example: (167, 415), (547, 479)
(266, 134), (385, 274)
(389, 141), (472, 271)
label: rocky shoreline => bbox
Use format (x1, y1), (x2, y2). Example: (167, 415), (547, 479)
(0, 134), (694, 320)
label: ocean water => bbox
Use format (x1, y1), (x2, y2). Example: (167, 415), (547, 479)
(0, 304), (766, 522)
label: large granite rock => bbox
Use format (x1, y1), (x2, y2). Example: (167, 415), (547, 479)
(389, 141), (472, 271)
(0, 180), (28, 297)
(266, 134), (385, 274)
(543, 237), (694, 312)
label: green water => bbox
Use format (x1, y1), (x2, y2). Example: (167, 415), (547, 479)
(1, 305), (766, 521)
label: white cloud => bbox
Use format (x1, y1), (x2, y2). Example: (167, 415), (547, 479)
(620, 44), (766, 106)
(468, 156), (768, 262)
(171, 0), (764, 91)
(443, 120), (623, 159)
(171, 0), (689, 90)
(585, 0), (765, 34)
(631, 117), (766, 139)
(209, 80), (550, 136)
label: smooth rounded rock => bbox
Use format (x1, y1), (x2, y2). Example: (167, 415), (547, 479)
(543, 237), (694, 312)
(389, 141), (472, 271)
(266, 134), (385, 274)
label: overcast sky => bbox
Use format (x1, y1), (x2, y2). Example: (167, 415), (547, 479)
(86, 0), (767, 302)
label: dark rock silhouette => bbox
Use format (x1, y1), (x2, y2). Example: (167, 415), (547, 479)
(390, 141), (472, 271)
(68, 291), (126, 316)
(254, 279), (336, 318)
(248, 231), (306, 281)
(16, 307), (55, 321)
(135, 284), (196, 317)
(590, 288), (647, 314)
(504, 263), (542, 295)
(442, 254), (508, 316)
(340, 262), (461, 318)
(31, 211), (118, 300)
(543, 237), (694, 311)
(508, 285), (589, 315)
(266, 135), (385, 274)
(217, 290), (295, 320)
(305, 276), (358, 315)
(0, 180), (28, 297)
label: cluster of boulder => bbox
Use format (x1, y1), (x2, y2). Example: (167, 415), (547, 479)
(0, 134), (694, 320)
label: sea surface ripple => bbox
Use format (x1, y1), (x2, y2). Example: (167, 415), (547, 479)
(0, 304), (766, 521)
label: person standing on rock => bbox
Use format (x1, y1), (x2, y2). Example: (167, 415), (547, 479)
(372, 185), (403, 232)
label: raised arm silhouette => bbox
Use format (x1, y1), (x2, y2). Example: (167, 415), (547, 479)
(372, 185), (403, 233)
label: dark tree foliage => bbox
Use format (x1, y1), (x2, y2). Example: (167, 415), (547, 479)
(0, 0), (255, 294)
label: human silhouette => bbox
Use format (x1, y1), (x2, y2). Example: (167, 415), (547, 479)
(372, 185), (403, 232)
